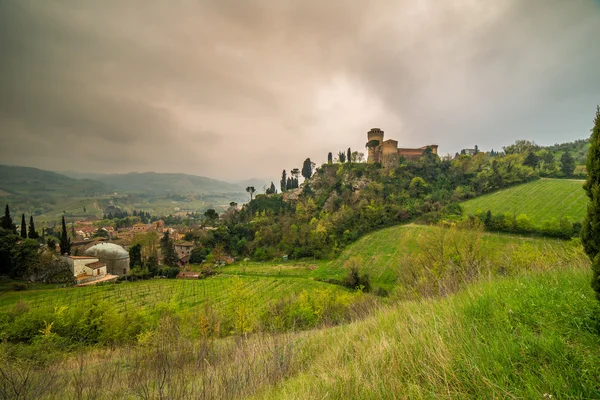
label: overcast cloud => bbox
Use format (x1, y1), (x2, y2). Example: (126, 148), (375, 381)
(1, 0), (599, 181)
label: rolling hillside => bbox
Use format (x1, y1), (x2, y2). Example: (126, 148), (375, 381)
(461, 178), (587, 224)
(0, 165), (109, 196)
(219, 224), (585, 293)
(68, 171), (245, 194)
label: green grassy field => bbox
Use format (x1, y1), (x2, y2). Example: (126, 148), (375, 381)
(0, 275), (347, 314)
(460, 178), (587, 224)
(7, 263), (597, 399)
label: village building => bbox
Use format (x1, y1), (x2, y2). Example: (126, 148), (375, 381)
(132, 223), (153, 233)
(174, 241), (195, 265)
(61, 255), (113, 285)
(84, 242), (130, 276)
(75, 226), (97, 239)
(63, 256), (100, 276)
(174, 242), (194, 259)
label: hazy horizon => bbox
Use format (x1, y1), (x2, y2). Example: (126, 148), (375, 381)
(1, 0), (599, 181)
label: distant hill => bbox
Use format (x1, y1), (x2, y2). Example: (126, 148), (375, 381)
(0, 165), (109, 196)
(0, 166), (247, 224)
(89, 172), (245, 194)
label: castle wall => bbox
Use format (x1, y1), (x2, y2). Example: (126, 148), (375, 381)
(366, 129), (438, 165)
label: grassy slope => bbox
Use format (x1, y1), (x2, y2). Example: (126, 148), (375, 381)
(461, 178), (586, 224)
(315, 224), (579, 290)
(256, 267), (600, 399)
(2, 224), (598, 398)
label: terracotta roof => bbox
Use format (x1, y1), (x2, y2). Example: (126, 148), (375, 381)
(85, 261), (106, 269)
(67, 256), (97, 259)
(175, 242), (195, 247)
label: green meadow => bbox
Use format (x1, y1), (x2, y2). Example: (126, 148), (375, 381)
(461, 178), (587, 224)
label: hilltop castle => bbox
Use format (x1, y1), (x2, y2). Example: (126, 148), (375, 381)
(366, 128), (438, 169)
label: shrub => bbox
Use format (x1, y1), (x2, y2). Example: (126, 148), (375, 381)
(343, 257), (371, 292)
(11, 283), (27, 291)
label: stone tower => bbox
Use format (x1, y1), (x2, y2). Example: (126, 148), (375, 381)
(381, 139), (400, 169)
(366, 128), (384, 163)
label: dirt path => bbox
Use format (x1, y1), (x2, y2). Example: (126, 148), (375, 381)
(77, 274), (118, 286)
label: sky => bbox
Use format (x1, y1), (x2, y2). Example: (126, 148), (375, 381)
(1, 0), (599, 182)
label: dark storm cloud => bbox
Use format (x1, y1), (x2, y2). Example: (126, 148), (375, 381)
(0, 0), (598, 180)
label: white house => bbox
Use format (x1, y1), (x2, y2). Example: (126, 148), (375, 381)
(63, 256), (100, 276)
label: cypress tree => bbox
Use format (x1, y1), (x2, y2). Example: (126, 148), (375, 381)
(328, 152), (333, 164)
(301, 158), (313, 180)
(59, 216), (72, 255)
(20, 214), (27, 238)
(280, 169), (287, 192)
(347, 147), (352, 164)
(160, 230), (178, 267)
(28, 216), (39, 239)
(1, 204), (16, 233)
(582, 106), (600, 300)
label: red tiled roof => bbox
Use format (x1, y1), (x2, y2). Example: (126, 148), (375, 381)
(85, 261), (106, 269)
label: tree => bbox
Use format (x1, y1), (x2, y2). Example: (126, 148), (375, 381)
(365, 139), (380, 150)
(266, 181), (277, 195)
(539, 150), (556, 172)
(46, 237), (57, 251)
(327, 152), (333, 164)
(302, 158), (314, 180)
(503, 140), (538, 155)
(347, 148), (352, 164)
(1, 205), (16, 233)
(337, 151), (346, 163)
(523, 150), (539, 169)
(20, 214), (27, 239)
(160, 230), (179, 267)
(351, 151), (365, 163)
(204, 209), (219, 224)
(129, 243), (143, 268)
(189, 247), (209, 264)
(409, 177), (428, 198)
(59, 216), (71, 255)
(290, 168), (300, 189)
(582, 106), (600, 300)
(280, 169), (287, 192)
(560, 151), (575, 176)
(28, 216), (39, 239)
(245, 186), (256, 201)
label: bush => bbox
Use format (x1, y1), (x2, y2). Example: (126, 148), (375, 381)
(343, 257), (371, 292)
(11, 283), (27, 291)
(159, 266), (180, 279)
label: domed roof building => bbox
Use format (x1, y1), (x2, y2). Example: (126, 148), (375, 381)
(84, 242), (130, 276)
